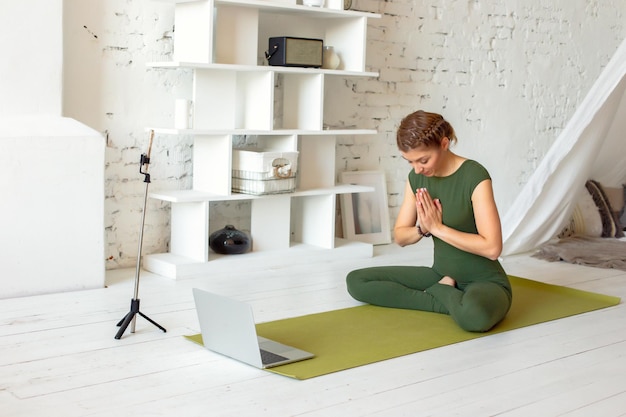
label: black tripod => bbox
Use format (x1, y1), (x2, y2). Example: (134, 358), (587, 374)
(115, 130), (167, 339)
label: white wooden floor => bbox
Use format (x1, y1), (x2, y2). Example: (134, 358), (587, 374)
(2, 241), (626, 417)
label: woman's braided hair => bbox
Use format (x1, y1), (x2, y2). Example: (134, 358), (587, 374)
(396, 110), (457, 152)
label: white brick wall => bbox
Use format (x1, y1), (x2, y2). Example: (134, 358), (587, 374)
(62, 0), (625, 269)
(349, 0), (625, 228)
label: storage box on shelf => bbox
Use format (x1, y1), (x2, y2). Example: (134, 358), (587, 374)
(232, 148), (299, 195)
(144, 0), (380, 279)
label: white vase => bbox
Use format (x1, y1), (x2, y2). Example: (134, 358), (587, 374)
(326, 0), (343, 9)
(302, 0), (324, 7)
(322, 46), (340, 70)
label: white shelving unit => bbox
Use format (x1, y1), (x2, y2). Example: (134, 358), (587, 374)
(145, 0), (380, 279)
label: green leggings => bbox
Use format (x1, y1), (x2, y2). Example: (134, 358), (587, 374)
(346, 266), (512, 332)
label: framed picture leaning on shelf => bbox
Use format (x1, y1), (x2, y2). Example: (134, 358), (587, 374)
(340, 171), (391, 245)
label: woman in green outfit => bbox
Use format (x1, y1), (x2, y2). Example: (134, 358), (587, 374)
(346, 110), (512, 332)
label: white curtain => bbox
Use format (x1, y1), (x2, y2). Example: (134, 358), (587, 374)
(501, 38), (626, 256)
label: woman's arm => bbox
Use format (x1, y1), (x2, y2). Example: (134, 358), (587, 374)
(418, 180), (503, 260)
(393, 180), (423, 247)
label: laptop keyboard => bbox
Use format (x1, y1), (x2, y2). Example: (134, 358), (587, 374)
(260, 349), (289, 365)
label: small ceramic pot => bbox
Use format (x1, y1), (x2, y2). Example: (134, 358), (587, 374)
(209, 225), (252, 255)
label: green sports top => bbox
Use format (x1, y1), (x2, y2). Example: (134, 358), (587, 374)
(408, 159), (510, 291)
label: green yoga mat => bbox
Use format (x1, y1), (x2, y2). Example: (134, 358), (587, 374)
(186, 276), (620, 380)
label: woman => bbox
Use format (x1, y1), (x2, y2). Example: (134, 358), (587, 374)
(346, 110), (512, 332)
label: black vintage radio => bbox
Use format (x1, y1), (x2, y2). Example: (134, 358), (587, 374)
(265, 36), (323, 68)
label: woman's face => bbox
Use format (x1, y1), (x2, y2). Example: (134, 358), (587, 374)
(400, 138), (449, 177)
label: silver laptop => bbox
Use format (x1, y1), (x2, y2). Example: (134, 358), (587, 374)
(192, 288), (314, 369)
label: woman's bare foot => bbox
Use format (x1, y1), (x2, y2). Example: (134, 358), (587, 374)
(439, 276), (456, 287)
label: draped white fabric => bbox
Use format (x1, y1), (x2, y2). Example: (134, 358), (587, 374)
(502, 38), (626, 256)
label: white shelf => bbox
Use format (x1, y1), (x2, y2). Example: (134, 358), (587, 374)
(146, 127), (377, 135)
(144, 238), (374, 279)
(150, 184), (374, 203)
(146, 61), (379, 78)
(215, 0), (380, 18)
(156, 0), (381, 19)
(144, 0), (379, 278)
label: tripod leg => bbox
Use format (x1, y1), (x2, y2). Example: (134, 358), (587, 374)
(115, 311), (137, 339)
(138, 311), (167, 333)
